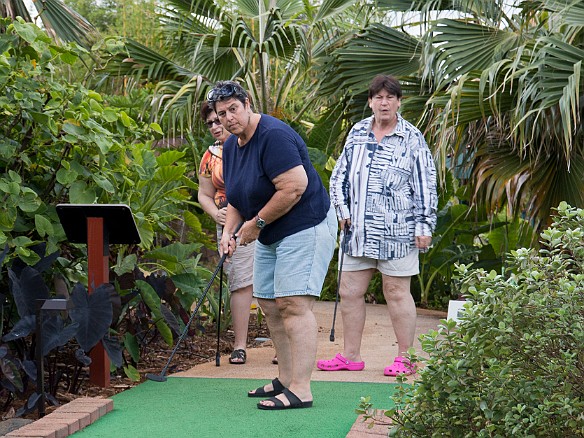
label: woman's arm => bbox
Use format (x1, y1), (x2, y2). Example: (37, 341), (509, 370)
(330, 131), (354, 222)
(411, 132), (438, 250)
(220, 204), (244, 256)
(236, 165), (307, 245)
(197, 175), (226, 225)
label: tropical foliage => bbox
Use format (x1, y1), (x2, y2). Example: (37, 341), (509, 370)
(386, 202), (584, 436)
(318, 0), (584, 235)
(4, 0), (583, 232)
(0, 0), (97, 48)
(3, 0), (583, 306)
(62, 0), (161, 49)
(91, 0), (379, 134)
(0, 19), (227, 416)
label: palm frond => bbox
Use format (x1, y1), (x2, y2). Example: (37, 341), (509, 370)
(319, 23), (421, 99)
(151, 76), (208, 135)
(470, 141), (584, 229)
(31, 0), (97, 47)
(1, 0), (32, 21)
(314, 0), (360, 22)
(98, 38), (197, 84)
(505, 36), (584, 164)
(424, 19), (519, 90)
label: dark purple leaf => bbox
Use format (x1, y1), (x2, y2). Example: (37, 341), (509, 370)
(22, 359), (37, 380)
(41, 316), (79, 356)
(102, 335), (123, 367)
(69, 283), (113, 352)
(2, 315), (36, 342)
(75, 348), (91, 366)
(8, 267), (49, 317)
(160, 304), (180, 335)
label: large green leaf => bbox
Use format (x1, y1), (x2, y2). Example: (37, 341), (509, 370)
(427, 19), (519, 90)
(143, 242), (201, 264)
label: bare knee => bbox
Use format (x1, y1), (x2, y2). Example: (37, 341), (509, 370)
(382, 275), (411, 301)
(258, 298), (279, 318)
(339, 269), (374, 301)
(275, 296), (314, 319)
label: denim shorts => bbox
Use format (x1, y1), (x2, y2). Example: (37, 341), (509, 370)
(253, 207), (337, 299)
(341, 248), (420, 277)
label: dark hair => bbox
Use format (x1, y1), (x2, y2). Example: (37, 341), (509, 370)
(206, 80), (248, 110)
(368, 75), (402, 99)
(200, 100), (214, 121)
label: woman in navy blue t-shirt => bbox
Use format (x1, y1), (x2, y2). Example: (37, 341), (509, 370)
(208, 80), (336, 410)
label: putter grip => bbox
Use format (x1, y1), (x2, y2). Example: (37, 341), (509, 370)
(219, 221), (245, 264)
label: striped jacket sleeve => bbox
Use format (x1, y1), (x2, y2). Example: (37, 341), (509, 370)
(411, 132), (438, 236)
(329, 132), (353, 221)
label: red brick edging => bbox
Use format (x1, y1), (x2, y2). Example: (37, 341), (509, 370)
(346, 412), (392, 437)
(5, 397), (113, 438)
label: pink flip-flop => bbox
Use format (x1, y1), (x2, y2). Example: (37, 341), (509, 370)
(317, 353), (365, 371)
(384, 356), (416, 376)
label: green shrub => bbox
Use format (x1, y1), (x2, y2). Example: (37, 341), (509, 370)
(388, 202), (584, 437)
(0, 18), (221, 416)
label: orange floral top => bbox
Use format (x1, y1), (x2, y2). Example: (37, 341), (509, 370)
(199, 142), (227, 208)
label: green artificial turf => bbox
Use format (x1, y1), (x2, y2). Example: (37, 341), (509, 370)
(73, 377), (398, 437)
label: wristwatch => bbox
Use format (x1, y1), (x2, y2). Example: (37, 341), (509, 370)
(255, 215), (266, 229)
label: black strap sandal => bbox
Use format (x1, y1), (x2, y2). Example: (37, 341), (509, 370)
(248, 377), (285, 398)
(257, 388), (313, 410)
(229, 349), (246, 364)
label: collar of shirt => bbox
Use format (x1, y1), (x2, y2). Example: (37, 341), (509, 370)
(365, 113), (407, 139)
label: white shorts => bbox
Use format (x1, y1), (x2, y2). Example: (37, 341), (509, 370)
(340, 249), (419, 277)
(217, 226), (254, 292)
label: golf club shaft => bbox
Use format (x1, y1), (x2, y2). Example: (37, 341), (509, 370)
(215, 264), (224, 366)
(330, 225), (349, 342)
(151, 221), (243, 379)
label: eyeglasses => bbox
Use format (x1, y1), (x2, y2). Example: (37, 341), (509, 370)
(207, 83), (246, 103)
(205, 118), (221, 128)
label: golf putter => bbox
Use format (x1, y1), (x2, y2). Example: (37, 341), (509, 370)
(215, 263), (224, 367)
(146, 221), (243, 382)
(329, 223), (351, 342)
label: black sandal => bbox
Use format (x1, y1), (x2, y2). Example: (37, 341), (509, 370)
(229, 349), (246, 364)
(257, 388), (313, 410)
(248, 377), (285, 398)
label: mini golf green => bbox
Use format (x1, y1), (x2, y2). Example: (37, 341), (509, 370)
(73, 377), (398, 437)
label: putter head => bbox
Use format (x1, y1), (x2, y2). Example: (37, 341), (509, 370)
(146, 373), (167, 382)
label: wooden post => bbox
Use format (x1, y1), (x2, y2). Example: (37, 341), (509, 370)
(57, 204), (140, 387)
(87, 217), (110, 387)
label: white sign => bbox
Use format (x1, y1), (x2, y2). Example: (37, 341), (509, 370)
(447, 300), (469, 323)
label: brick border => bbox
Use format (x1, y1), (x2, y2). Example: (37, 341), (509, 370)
(5, 398), (113, 438)
(346, 412), (392, 437)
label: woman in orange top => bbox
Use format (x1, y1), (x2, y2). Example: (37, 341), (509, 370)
(198, 101), (255, 364)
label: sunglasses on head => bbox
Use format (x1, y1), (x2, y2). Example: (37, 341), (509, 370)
(205, 118), (221, 128)
(207, 83), (246, 103)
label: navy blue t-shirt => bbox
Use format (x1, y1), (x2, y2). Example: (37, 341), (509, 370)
(223, 114), (330, 245)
